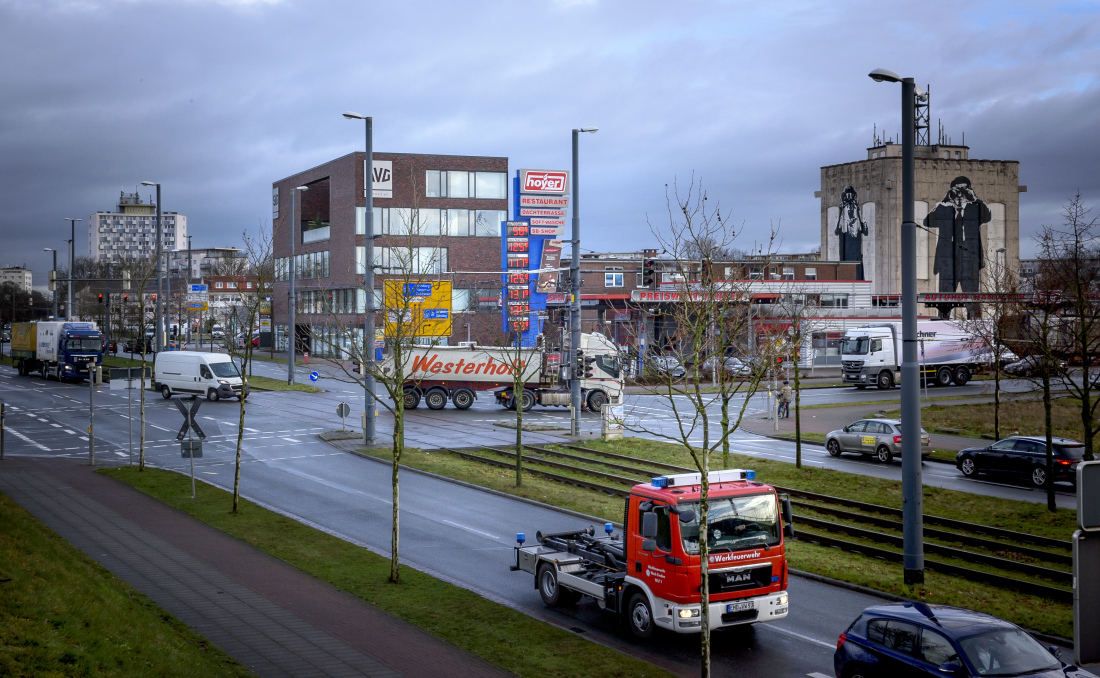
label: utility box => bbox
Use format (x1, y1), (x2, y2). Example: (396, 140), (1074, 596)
(1078, 461), (1100, 531)
(1075, 461), (1100, 666)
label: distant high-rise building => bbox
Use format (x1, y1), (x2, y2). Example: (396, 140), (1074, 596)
(0, 265), (32, 293)
(87, 190), (187, 261)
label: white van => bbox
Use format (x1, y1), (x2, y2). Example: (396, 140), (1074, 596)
(154, 351), (249, 401)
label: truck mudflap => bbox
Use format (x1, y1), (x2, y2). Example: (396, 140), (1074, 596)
(649, 589), (790, 632)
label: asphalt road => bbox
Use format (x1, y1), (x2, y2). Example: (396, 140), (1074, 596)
(0, 365), (897, 678)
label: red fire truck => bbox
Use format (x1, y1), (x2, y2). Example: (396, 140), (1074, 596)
(512, 469), (794, 638)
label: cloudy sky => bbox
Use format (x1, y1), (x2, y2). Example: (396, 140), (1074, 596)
(2, 0), (1098, 288)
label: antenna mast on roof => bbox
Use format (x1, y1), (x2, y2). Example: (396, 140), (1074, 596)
(914, 83), (930, 145)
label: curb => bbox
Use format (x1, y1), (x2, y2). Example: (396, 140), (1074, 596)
(320, 438), (625, 530)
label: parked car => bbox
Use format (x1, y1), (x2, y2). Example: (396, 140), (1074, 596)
(1004, 355), (1067, 377)
(825, 418), (932, 463)
(835, 602), (1092, 677)
(701, 356), (752, 378)
(234, 332), (259, 349)
(649, 356), (685, 379)
(956, 436), (1084, 487)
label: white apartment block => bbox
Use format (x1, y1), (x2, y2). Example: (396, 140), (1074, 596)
(88, 190), (187, 261)
(167, 247), (247, 281)
(0, 266), (32, 293)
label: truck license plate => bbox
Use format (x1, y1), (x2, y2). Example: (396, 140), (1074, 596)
(726, 602), (753, 613)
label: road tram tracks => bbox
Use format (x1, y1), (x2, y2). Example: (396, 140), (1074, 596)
(435, 442), (1073, 603)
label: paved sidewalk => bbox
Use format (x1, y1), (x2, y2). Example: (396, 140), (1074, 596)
(0, 458), (510, 678)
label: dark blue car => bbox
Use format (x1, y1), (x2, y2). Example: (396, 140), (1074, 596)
(834, 602), (1093, 677)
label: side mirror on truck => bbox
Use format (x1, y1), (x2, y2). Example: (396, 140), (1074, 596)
(676, 509), (695, 524)
(781, 495), (795, 539)
(641, 511), (658, 538)
(642, 539), (656, 552)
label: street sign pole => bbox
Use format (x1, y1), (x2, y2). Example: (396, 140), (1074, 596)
(175, 396), (206, 499)
(128, 372), (133, 466)
(189, 421), (195, 498)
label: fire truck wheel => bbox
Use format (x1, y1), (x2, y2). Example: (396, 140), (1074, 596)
(586, 389), (608, 412)
(538, 565), (564, 606)
(403, 388), (421, 410)
(520, 389), (536, 412)
(452, 388), (474, 410)
(627, 592), (655, 639)
(425, 389), (448, 410)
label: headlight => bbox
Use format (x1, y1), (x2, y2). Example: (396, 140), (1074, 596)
(777, 594), (788, 606)
(218, 380), (229, 385)
(678, 608), (700, 618)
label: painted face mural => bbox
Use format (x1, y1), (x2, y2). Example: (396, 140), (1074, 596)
(924, 176), (991, 302)
(834, 186), (869, 280)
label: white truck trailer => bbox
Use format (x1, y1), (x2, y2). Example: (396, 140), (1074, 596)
(840, 321), (990, 389)
(387, 332), (624, 412)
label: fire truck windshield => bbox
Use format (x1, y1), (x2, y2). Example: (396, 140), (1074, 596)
(678, 493), (780, 555)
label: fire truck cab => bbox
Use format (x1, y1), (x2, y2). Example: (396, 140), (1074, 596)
(513, 469), (794, 638)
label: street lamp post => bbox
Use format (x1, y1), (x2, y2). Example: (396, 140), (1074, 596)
(344, 111), (376, 445)
(140, 182), (163, 352)
(287, 185), (308, 385)
(569, 127), (598, 437)
(64, 218), (80, 320)
(187, 235), (193, 346)
(869, 68), (924, 584)
(44, 248), (57, 319)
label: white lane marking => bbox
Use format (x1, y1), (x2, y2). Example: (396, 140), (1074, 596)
(440, 519), (502, 541)
(203, 416), (216, 421)
(759, 624), (836, 650)
(79, 436), (89, 441)
(808, 673), (833, 678)
(50, 423), (61, 428)
(244, 427), (260, 433)
(147, 423), (172, 432)
(280, 437), (301, 443)
(5, 427), (50, 451)
(115, 451), (127, 457)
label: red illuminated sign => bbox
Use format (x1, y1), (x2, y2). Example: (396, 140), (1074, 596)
(506, 221), (529, 237)
(507, 286), (530, 301)
(506, 239), (529, 253)
(520, 169), (569, 195)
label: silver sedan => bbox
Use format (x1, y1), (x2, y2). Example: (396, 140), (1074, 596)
(825, 418), (932, 463)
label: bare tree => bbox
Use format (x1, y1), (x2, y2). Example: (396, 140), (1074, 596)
(770, 287), (828, 468)
(1036, 194), (1100, 460)
(303, 175), (453, 584)
(622, 177), (769, 677)
(495, 332), (543, 487)
(225, 224), (273, 513)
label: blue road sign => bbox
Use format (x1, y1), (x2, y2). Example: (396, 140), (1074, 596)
(309, 371), (320, 382)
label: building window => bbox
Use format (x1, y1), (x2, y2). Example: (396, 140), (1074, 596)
(452, 288), (471, 313)
(605, 272), (624, 287)
(770, 266), (780, 280)
(215, 282), (224, 289)
(427, 170), (506, 199)
(361, 246), (448, 275)
(750, 266), (763, 280)
(782, 266), (795, 280)
(805, 267), (817, 280)
(820, 293), (849, 308)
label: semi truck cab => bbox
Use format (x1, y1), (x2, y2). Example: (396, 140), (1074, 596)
(514, 469), (793, 639)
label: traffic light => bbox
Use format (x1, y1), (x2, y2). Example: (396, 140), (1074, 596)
(151, 294), (156, 301)
(122, 294), (128, 303)
(583, 355), (596, 379)
(643, 259), (656, 287)
(97, 294), (103, 304)
(575, 349), (584, 377)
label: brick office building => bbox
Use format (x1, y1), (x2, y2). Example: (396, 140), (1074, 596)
(271, 152), (509, 356)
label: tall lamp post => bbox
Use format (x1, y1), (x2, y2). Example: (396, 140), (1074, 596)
(64, 218), (81, 320)
(287, 185), (308, 385)
(140, 182), (163, 351)
(869, 67), (923, 584)
(44, 248), (57, 319)
(343, 111), (376, 445)
(569, 127), (598, 436)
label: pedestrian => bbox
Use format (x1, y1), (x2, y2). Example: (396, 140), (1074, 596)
(779, 380), (793, 418)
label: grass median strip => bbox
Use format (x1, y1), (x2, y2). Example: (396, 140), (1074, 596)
(102, 467), (671, 678)
(0, 491), (250, 678)
(359, 438), (1075, 638)
(244, 374), (322, 393)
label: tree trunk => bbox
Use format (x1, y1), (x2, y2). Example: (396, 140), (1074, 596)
(699, 471), (711, 678)
(390, 396), (404, 584)
(1082, 359), (1094, 462)
(1043, 372), (1055, 512)
(794, 364), (802, 469)
(139, 343), (147, 471)
(720, 394), (730, 468)
(994, 352), (1001, 441)
(515, 388), (523, 487)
